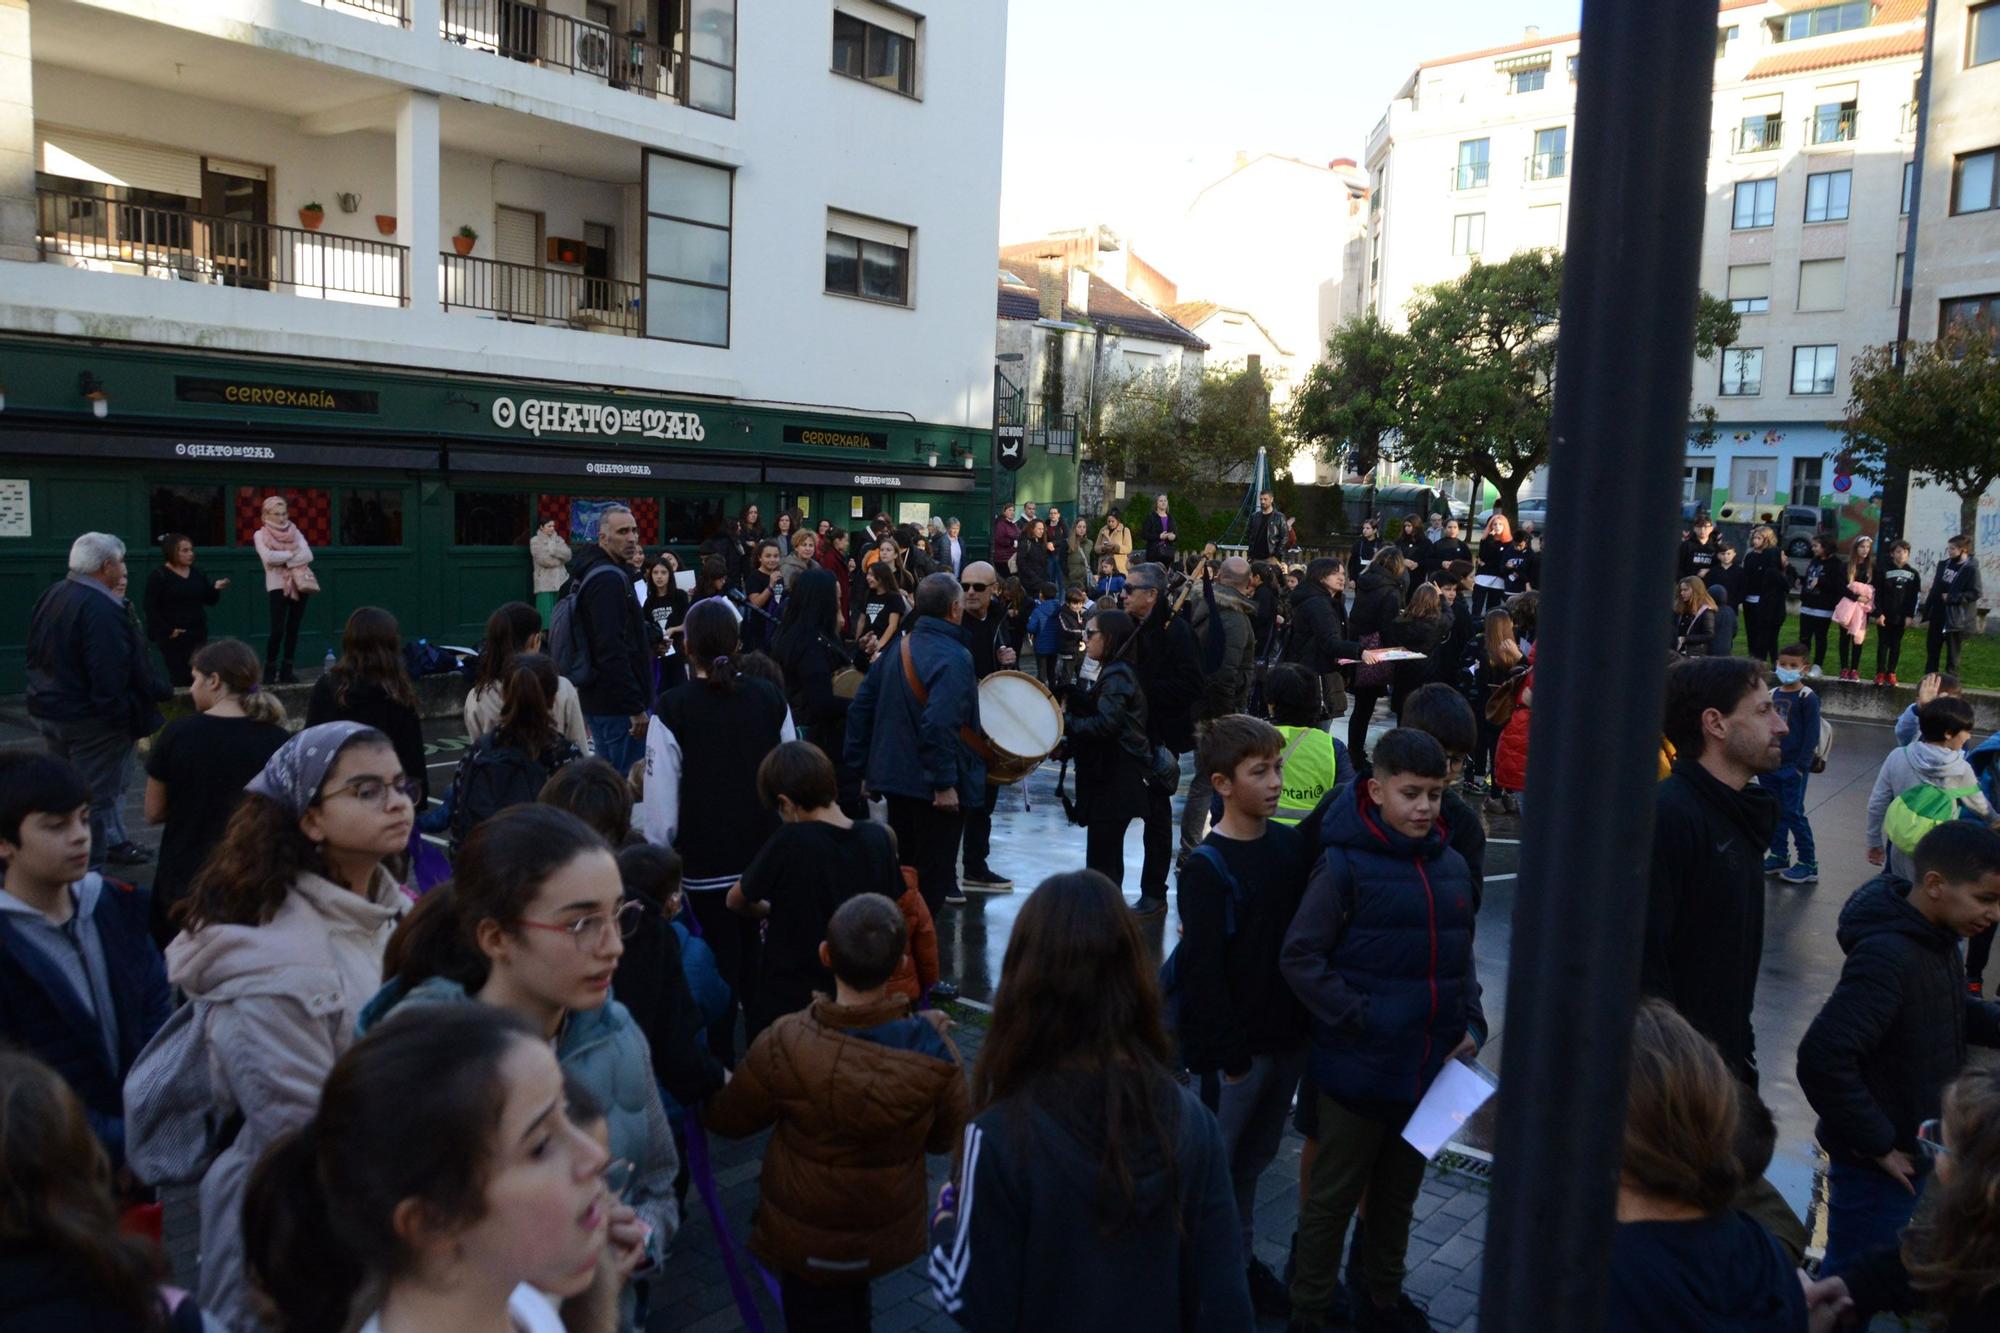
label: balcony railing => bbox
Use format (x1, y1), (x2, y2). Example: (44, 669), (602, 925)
(1735, 119), (1783, 153)
(1806, 107), (1858, 145)
(441, 0), (683, 103)
(303, 0), (407, 24)
(441, 252), (640, 335)
(1525, 151), (1568, 182)
(36, 188), (407, 305)
(1449, 162), (1490, 190)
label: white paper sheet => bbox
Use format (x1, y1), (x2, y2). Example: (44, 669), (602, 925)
(1401, 1058), (1497, 1160)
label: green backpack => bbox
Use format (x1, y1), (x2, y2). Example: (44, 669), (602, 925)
(1882, 778), (1983, 856)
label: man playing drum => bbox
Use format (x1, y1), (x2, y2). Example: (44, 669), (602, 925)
(953, 561), (1020, 899)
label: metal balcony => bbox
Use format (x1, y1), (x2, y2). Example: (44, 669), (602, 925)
(441, 252), (641, 335)
(440, 0), (726, 114)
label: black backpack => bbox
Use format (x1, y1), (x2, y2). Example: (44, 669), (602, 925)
(449, 735), (582, 851)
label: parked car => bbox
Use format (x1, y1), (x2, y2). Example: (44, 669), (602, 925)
(1474, 497), (1549, 535)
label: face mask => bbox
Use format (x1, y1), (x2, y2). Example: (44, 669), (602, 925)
(1775, 667), (1802, 685)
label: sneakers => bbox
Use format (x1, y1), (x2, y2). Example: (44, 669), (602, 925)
(1874, 673), (1888, 686)
(1130, 895), (1168, 918)
(1246, 1259), (1292, 1320)
(1886, 673), (1899, 688)
(1763, 854), (1790, 876)
(960, 868), (1014, 893)
(105, 841), (153, 866)
(1780, 862), (1819, 885)
(1355, 1293), (1435, 1332)
(943, 887), (969, 906)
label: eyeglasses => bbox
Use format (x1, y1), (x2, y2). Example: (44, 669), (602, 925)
(321, 775), (423, 809)
(602, 1158), (636, 1196)
(1917, 1118), (1950, 1163)
(516, 899), (647, 951)
(961, 580), (990, 592)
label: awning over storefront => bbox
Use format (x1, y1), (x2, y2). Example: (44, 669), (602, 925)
(764, 463), (978, 493)
(0, 427), (438, 470)
(446, 448), (759, 483)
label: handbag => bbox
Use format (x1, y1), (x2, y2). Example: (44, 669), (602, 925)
(1485, 666), (1527, 726)
(290, 564), (321, 596)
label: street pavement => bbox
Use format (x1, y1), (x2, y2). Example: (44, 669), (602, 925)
(0, 690), (1927, 1328)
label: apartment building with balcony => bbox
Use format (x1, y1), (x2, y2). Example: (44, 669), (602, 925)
(0, 0), (1005, 688)
(1362, 1), (1933, 532)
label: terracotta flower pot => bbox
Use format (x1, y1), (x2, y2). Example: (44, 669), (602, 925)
(452, 234), (476, 256)
(374, 214), (397, 236)
(298, 208), (325, 231)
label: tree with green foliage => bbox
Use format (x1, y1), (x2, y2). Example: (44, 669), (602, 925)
(1842, 319), (2000, 550)
(1289, 251), (1739, 519)
(1093, 363), (1283, 496)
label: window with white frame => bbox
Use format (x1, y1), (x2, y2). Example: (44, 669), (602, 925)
(1451, 212), (1485, 256)
(1732, 178), (1776, 228)
(832, 1), (920, 96)
(1798, 259), (1846, 311)
(1953, 147), (1999, 215)
(1454, 139), (1490, 190)
(824, 209), (911, 305)
(1728, 262), (1771, 314)
(643, 152), (732, 346)
(1510, 65), (1546, 93)
(1791, 344), (1838, 395)
(1720, 347), (1763, 396)
(1803, 169), (1851, 222)
(1530, 126), (1568, 180)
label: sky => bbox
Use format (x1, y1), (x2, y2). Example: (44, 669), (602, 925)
(998, 0), (1582, 259)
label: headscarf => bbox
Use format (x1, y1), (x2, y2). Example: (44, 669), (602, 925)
(246, 721), (380, 818)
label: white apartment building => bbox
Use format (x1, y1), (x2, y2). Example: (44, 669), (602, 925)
(1365, 1), (1940, 532)
(0, 0), (1007, 687)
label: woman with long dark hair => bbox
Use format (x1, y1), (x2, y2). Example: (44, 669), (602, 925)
(306, 606), (428, 803)
(857, 560), (911, 660)
(1346, 545), (1407, 760)
(156, 722), (416, 1332)
(639, 598), (791, 1062)
(1836, 535), (1876, 681)
(1388, 581), (1445, 721)
(464, 602), (588, 749)
(447, 655), (583, 852)
(1674, 577), (1719, 657)
(928, 871), (1249, 1327)
(143, 532), (230, 687)
(1796, 534), (1846, 673)
(641, 554), (691, 693)
(1061, 610), (1152, 892)
(770, 569), (863, 816)
(0, 1050), (214, 1331)
(141, 638), (288, 948)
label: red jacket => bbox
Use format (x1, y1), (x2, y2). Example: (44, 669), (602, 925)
(1494, 662), (1533, 793)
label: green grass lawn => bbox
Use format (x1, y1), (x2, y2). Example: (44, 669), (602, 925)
(1712, 619), (2000, 690)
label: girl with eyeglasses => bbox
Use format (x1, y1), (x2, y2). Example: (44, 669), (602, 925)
(361, 804), (678, 1326)
(154, 721), (418, 1332)
(244, 1004), (623, 1333)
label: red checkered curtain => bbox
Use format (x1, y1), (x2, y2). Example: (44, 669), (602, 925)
(542, 495), (659, 545)
(236, 487), (331, 546)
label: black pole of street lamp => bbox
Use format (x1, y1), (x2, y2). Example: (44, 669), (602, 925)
(1477, 1), (1718, 1327)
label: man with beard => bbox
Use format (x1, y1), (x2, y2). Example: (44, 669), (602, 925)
(953, 561), (1018, 899)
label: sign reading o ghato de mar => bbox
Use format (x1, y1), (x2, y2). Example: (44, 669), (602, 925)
(490, 395), (705, 442)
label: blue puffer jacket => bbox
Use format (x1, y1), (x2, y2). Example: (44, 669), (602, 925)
(358, 975), (680, 1257)
(1280, 782), (1484, 1107)
(842, 615), (986, 803)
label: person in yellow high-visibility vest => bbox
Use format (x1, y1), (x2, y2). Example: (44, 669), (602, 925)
(1265, 663), (1351, 827)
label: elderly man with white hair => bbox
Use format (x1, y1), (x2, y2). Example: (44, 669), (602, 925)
(25, 532), (171, 869)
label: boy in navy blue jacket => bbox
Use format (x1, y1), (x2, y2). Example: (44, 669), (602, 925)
(0, 752), (169, 1166)
(1758, 643), (1823, 885)
(1282, 729), (1483, 1332)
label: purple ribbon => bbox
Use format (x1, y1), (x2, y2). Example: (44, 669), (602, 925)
(685, 1111), (783, 1327)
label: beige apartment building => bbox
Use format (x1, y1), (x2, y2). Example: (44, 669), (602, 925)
(1364, 0), (1966, 529)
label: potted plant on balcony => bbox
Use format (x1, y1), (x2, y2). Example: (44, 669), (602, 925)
(375, 214), (397, 236)
(298, 202), (325, 231)
(452, 225), (478, 256)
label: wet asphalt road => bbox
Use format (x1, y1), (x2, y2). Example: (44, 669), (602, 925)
(18, 699), (1909, 1223)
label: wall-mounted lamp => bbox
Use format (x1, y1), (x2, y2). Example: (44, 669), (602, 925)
(78, 372), (109, 419)
(922, 443), (940, 468)
(950, 441), (976, 470)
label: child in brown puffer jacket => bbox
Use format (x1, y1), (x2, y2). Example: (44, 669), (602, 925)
(705, 892), (968, 1328)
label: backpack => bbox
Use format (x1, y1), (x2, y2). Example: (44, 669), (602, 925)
(547, 563), (628, 689)
(1812, 714), (1835, 774)
(122, 1000), (240, 1187)
(1883, 775), (1984, 855)
(1160, 844), (1248, 1030)
(450, 736), (582, 850)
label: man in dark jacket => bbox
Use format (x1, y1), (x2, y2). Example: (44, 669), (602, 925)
(1679, 512), (1722, 580)
(953, 562), (1018, 897)
(25, 533), (169, 870)
(846, 573), (983, 918)
(1247, 491), (1289, 564)
(566, 504), (654, 775)
(1124, 563), (1203, 913)
(1796, 821), (2000, 1277)
(1180, 558), (1257, 855)
(1922, 532), (1982, 676)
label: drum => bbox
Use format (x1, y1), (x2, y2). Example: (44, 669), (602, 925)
(831, 667), (866, 700)
(979, 670), (1064, 785)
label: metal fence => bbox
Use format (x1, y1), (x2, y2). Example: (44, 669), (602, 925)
(36, 188), (408, 304)
(441, 252), (641, 335)
(440, 0), (682, 101)
(307, 0), (407, 23)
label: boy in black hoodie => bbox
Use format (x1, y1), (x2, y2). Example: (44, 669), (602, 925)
(1873, 539), (1921, 686)
(1176, 714), (1309, 1321)
(1796, 820), (2000, 1279)
(1923, 533), (1982, 676)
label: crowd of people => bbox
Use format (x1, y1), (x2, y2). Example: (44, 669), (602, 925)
(4, 494), (2000, 1333)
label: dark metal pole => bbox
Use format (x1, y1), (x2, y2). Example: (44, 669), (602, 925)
(1877, 0), (1941, 548)
(1478, 1), (1719, 1327)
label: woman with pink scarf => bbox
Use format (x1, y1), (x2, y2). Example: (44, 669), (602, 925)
(252, 493), (317, 682)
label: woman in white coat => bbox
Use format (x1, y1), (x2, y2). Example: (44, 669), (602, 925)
(530, 519), (572, 623)
(252, 493), (315, 683)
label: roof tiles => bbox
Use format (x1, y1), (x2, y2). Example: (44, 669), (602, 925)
(1744, 26), (1925, 78)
